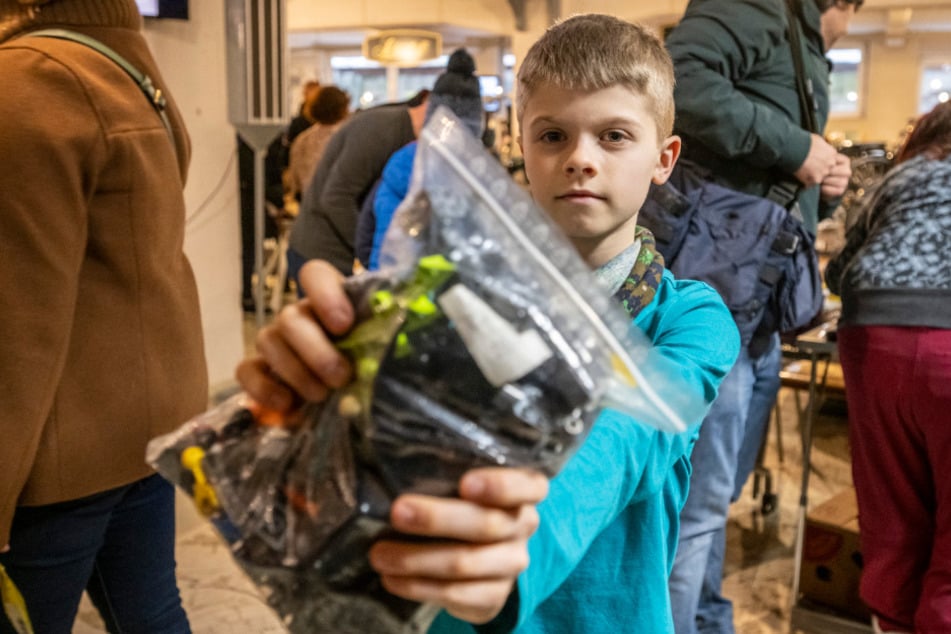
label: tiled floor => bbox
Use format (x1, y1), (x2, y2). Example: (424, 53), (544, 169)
(74, 315), (862, 633)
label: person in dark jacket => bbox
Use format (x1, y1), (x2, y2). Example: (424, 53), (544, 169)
(664, 2), (859, 632)
(825, 101), (951, 634)
(287, 89), (429, 279)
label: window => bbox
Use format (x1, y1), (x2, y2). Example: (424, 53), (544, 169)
(330, 56), (386, 109)
(919, 63), (951, 114)
(828, 47), (863, 117)
(331, 54), (450, 110)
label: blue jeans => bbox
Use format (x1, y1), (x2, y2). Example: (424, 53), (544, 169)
(0, 474), (189, 634)
(669, 333), (781, 634)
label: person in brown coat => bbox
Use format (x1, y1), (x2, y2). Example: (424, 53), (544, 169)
(0, 0), (207, 631)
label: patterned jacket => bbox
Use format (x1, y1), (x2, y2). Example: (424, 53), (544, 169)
(825, 154), (951, 329)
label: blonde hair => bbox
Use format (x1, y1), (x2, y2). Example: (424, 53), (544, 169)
(516, 14), (675, 141)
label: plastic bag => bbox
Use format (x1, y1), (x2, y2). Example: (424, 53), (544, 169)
(147, 107), (706, 633)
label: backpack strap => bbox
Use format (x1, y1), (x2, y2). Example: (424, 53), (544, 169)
(23, 28), (178, 162)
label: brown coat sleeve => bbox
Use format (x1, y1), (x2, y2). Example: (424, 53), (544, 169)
(0, 46), (108, 546)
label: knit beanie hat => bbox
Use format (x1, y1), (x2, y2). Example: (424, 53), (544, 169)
(426, 48), (484, 138)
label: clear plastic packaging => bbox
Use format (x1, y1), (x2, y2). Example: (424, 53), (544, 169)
(146, 107), (706, 633)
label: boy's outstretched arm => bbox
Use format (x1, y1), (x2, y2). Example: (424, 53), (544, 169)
(235, 259), (549, 625)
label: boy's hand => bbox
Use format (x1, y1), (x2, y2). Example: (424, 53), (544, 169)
(237, 263), (551, 625)
(235, 260), (355, 411)
(1, 544), (8, 553)
(370, 468), (549, 625)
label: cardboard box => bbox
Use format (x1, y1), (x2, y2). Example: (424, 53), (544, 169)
(799, 488), (871, 621)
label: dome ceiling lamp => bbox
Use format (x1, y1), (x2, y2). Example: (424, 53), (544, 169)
(363, 29), (443, 66)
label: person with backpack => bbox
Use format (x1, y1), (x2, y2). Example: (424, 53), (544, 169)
(664, 1), (859, 632)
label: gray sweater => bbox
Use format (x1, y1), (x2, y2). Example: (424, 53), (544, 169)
(825, 154), (951, 329)
(289, 104), (415, 274)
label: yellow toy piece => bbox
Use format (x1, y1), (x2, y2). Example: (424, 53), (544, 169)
(181, 446), (220, 517)
(0, 563), (33, 634)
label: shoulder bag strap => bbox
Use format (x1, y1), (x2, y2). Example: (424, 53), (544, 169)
(23, 28), (178, 161)
(783, 0), (820, 134)
(766, 0), (823, 210)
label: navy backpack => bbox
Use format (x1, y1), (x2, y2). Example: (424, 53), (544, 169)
(639, 161), (823, 355)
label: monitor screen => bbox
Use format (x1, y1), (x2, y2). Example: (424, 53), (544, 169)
(136, 0), (188, 19)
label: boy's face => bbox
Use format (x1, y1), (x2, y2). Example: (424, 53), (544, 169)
(518, 83), (680, 267)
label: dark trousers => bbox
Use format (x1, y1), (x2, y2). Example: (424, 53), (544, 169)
(0, 474), (189, 634)
(839, 325), (951, 633)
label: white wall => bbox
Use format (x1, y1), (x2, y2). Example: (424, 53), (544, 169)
(141, 2), (244, 391)
(289, 47), (334, 110)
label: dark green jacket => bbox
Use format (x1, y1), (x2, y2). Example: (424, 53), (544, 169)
(666, 0), (831, 232)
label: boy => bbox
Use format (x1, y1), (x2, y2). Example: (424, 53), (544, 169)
(237, 14), (739, 632)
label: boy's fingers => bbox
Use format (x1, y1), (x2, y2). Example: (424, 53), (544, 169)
(234, 357), (298, 412)
(254, 323), (332, 403)
(274, 301), (352, 389)
(459, 468), (549, 507)
(377, 575), (515, 625)
(370, 539), (529, 581)
(389, 496), (540, 542)
(297, 260), (354, 336)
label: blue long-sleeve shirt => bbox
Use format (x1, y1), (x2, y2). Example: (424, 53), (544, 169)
(428, 269), (739, 633)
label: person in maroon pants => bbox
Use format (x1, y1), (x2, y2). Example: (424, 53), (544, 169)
(825, 101), (951, 634)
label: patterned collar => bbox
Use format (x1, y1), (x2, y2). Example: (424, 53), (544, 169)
(595, 226), (666, 319)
